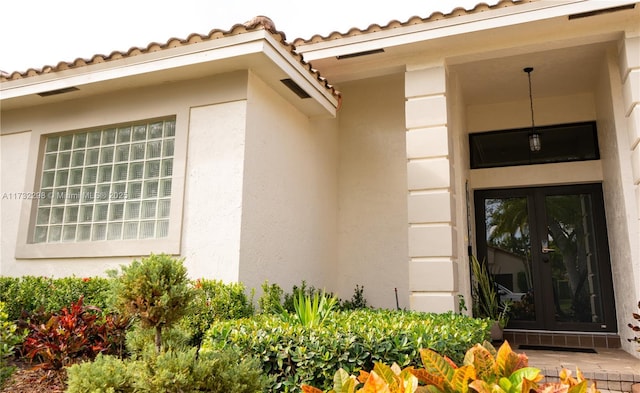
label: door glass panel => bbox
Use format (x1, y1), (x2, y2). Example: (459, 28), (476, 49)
(484, 197), (535, 322)
(544, 194), (604, 324)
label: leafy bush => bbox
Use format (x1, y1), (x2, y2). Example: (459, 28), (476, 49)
(0, 276), (111, 321)
(181, 279), (254, 347)
(145, 348), (265, 393)
(126, 324), (192, 356)
(66, 349), (266, 393)
(111, 253), (194, 353)
(339, 284), (369, 311)
(260, 281), (367, 314)
(282, 281), (324, 312)
(0, 302), (25, 388)
(302, 341), (600, 393)
(193, 279), (254, 320)
(415, 341), (537, 393)
(21, 297), (129, 370)
(66, 353), (140, 393)
(202, 309), (490, 392)
(302, 362), (419, 393)
(258, 280), (284, 314)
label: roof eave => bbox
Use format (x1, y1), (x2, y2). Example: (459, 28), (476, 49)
(295, 0), (638, 62)
(1, 30), (338, 118)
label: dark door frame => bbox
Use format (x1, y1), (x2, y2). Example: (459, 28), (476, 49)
(474, 183), (617, 332)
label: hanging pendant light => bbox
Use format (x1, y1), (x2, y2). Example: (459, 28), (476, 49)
(524, 67), (541, 152)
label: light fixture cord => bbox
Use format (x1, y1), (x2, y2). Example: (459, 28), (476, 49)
(527, 70), (536, 130)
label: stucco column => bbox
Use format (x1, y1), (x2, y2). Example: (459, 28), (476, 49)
(623, 35), (640, 222)
(621, 34), (640, 307)
(405, 66), (458, 313)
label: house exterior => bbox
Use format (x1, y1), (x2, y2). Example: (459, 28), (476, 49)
(1, 1), (639, 357)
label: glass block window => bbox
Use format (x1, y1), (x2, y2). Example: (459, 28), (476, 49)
(33, 118), (175, 243)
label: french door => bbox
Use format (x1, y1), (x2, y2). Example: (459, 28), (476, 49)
(474, 184), (617, 332)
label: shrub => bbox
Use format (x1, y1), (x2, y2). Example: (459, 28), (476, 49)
(111, 253), (194, 353)
(45, 276), (112, 313)
(0, 276), (111, 321)
(302, 363), (419, 393)
(126, 324), (192, 356)
(21, 297), (129, 370)
(66, 349), (266, 393)
(258, 280), (284, 314)
(339, 284), (369, 311)
(302, 341), (600, 393)
(98, 312), (131, 358)
(144, 348), (265, 393)
(202, 309), (490, 392)
(66, 353), (140, 393)
(260, 280), (365, 315)
(283, 281), (321, 312)
(0, 277), (49, 322)
(195, 279), (255, 319)
(0, 302), (25, 388)
(181, 279), (254, 347)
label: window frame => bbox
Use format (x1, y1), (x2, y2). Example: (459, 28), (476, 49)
(469, 121), (600, 169)
(15, 115), (186, 259)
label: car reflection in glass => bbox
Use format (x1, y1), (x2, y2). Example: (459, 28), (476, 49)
(497, 284), (525, 303)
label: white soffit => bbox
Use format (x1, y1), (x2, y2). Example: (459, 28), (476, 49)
(0, 31), (268, 99)
(261, 34), (338, 116)
(296, 0), (639, 61)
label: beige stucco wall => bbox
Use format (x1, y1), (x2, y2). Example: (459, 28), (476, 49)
(0, 71), (250, 278)
(238, 72), (339, 294)
(182, 100), (247, 281)
(336, 73), (409, 310)
(467, 93), (598, 134)
(0, 68), (342, 296)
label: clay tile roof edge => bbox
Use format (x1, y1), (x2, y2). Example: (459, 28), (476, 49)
(0, 15), (340, 103)
(291, 0), (526, 47)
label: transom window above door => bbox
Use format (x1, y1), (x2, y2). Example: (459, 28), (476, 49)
(469, 122), (599, 169)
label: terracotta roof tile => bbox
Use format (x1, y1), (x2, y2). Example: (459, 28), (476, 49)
(1, 2), (533, 99)
(292, 0), (527, 46)
(0, 16), (340, 101)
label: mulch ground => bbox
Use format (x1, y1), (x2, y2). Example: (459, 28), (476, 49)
(1, 360), (65, 393)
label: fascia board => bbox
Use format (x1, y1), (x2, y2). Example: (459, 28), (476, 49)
(0, 31), (269, 100)
(297, 0), (638, 61)
(261, 33), (338, 115)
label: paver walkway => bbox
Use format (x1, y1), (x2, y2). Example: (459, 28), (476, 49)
(524, 347), (640, 393)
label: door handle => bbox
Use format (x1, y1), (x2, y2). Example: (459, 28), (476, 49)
(542, 247), (554, 254)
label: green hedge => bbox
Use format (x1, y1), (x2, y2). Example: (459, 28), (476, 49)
(0, 276), (254, 325)
(202, 309), (490, 392)
(0, 276), (111, 321)
(66, 349), (266, 393)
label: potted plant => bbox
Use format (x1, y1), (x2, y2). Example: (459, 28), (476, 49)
(470, 255), (511, 340)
